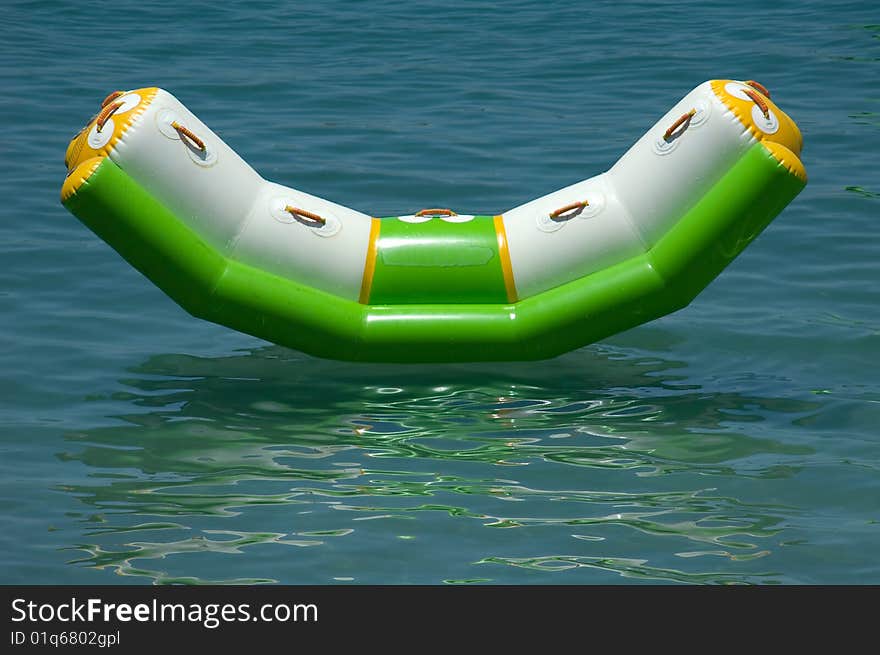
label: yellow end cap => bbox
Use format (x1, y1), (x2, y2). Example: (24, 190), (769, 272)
(64, 87), (159, 173)
(61, 156), (104, 203)
(761, 141), (807, 183)
(711, 80), (803, 157)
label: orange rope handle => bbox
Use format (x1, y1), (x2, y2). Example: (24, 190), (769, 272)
(415, 208), (458, 217)
(170, 121), (206, 152)
(745, 80), (771, 98)
(663, 109), (697, 142)
(101, 90), (125, 107)
(95, 101), (123, 133)
(549, 200), (589, 220)
(743, 89), (770, 120)
(284, 205), (327, 227)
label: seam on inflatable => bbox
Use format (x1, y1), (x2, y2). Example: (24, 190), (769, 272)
(225, 184), (267, 256)
(605, 175), (650, 255)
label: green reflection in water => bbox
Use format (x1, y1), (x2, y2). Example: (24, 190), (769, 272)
(66, 529), (314, 585)
(845, 186), (879, 199)
(57, 346), (819, 584)
(478, 555), (777, 585)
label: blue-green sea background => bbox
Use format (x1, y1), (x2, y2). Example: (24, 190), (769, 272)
(1, 0), (878, 584)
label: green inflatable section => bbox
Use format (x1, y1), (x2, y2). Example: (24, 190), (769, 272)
(63, 143), (804, 362)
(369, 215), (507, 304)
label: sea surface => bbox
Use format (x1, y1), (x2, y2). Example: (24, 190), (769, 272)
(1, 0), (878, 585)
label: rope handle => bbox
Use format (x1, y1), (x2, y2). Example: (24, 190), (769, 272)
(284, 205), (327, 227)
(745, 80), (771, 98)
(415, 208), (458, 217)
(101, 90), (126, 107)
(95, 101), (123, 133)
(549, 200), (589, 221)
(743, 89), (770, 120)
(663, 109), (696, 142)
(171, 121), (206, 152)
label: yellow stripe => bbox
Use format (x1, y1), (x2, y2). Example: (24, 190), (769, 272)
(494, 214), (518, 303)
(358, 217), (382, 304)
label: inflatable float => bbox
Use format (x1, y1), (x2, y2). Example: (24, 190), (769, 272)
(61, 80), (805, 362)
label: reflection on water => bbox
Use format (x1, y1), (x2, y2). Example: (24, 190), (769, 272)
(58, 345), (818, 584)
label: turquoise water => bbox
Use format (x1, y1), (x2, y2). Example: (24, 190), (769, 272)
(1, 0), (878, 584)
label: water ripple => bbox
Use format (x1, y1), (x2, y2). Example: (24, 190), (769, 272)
(53, 346), (825, 584)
